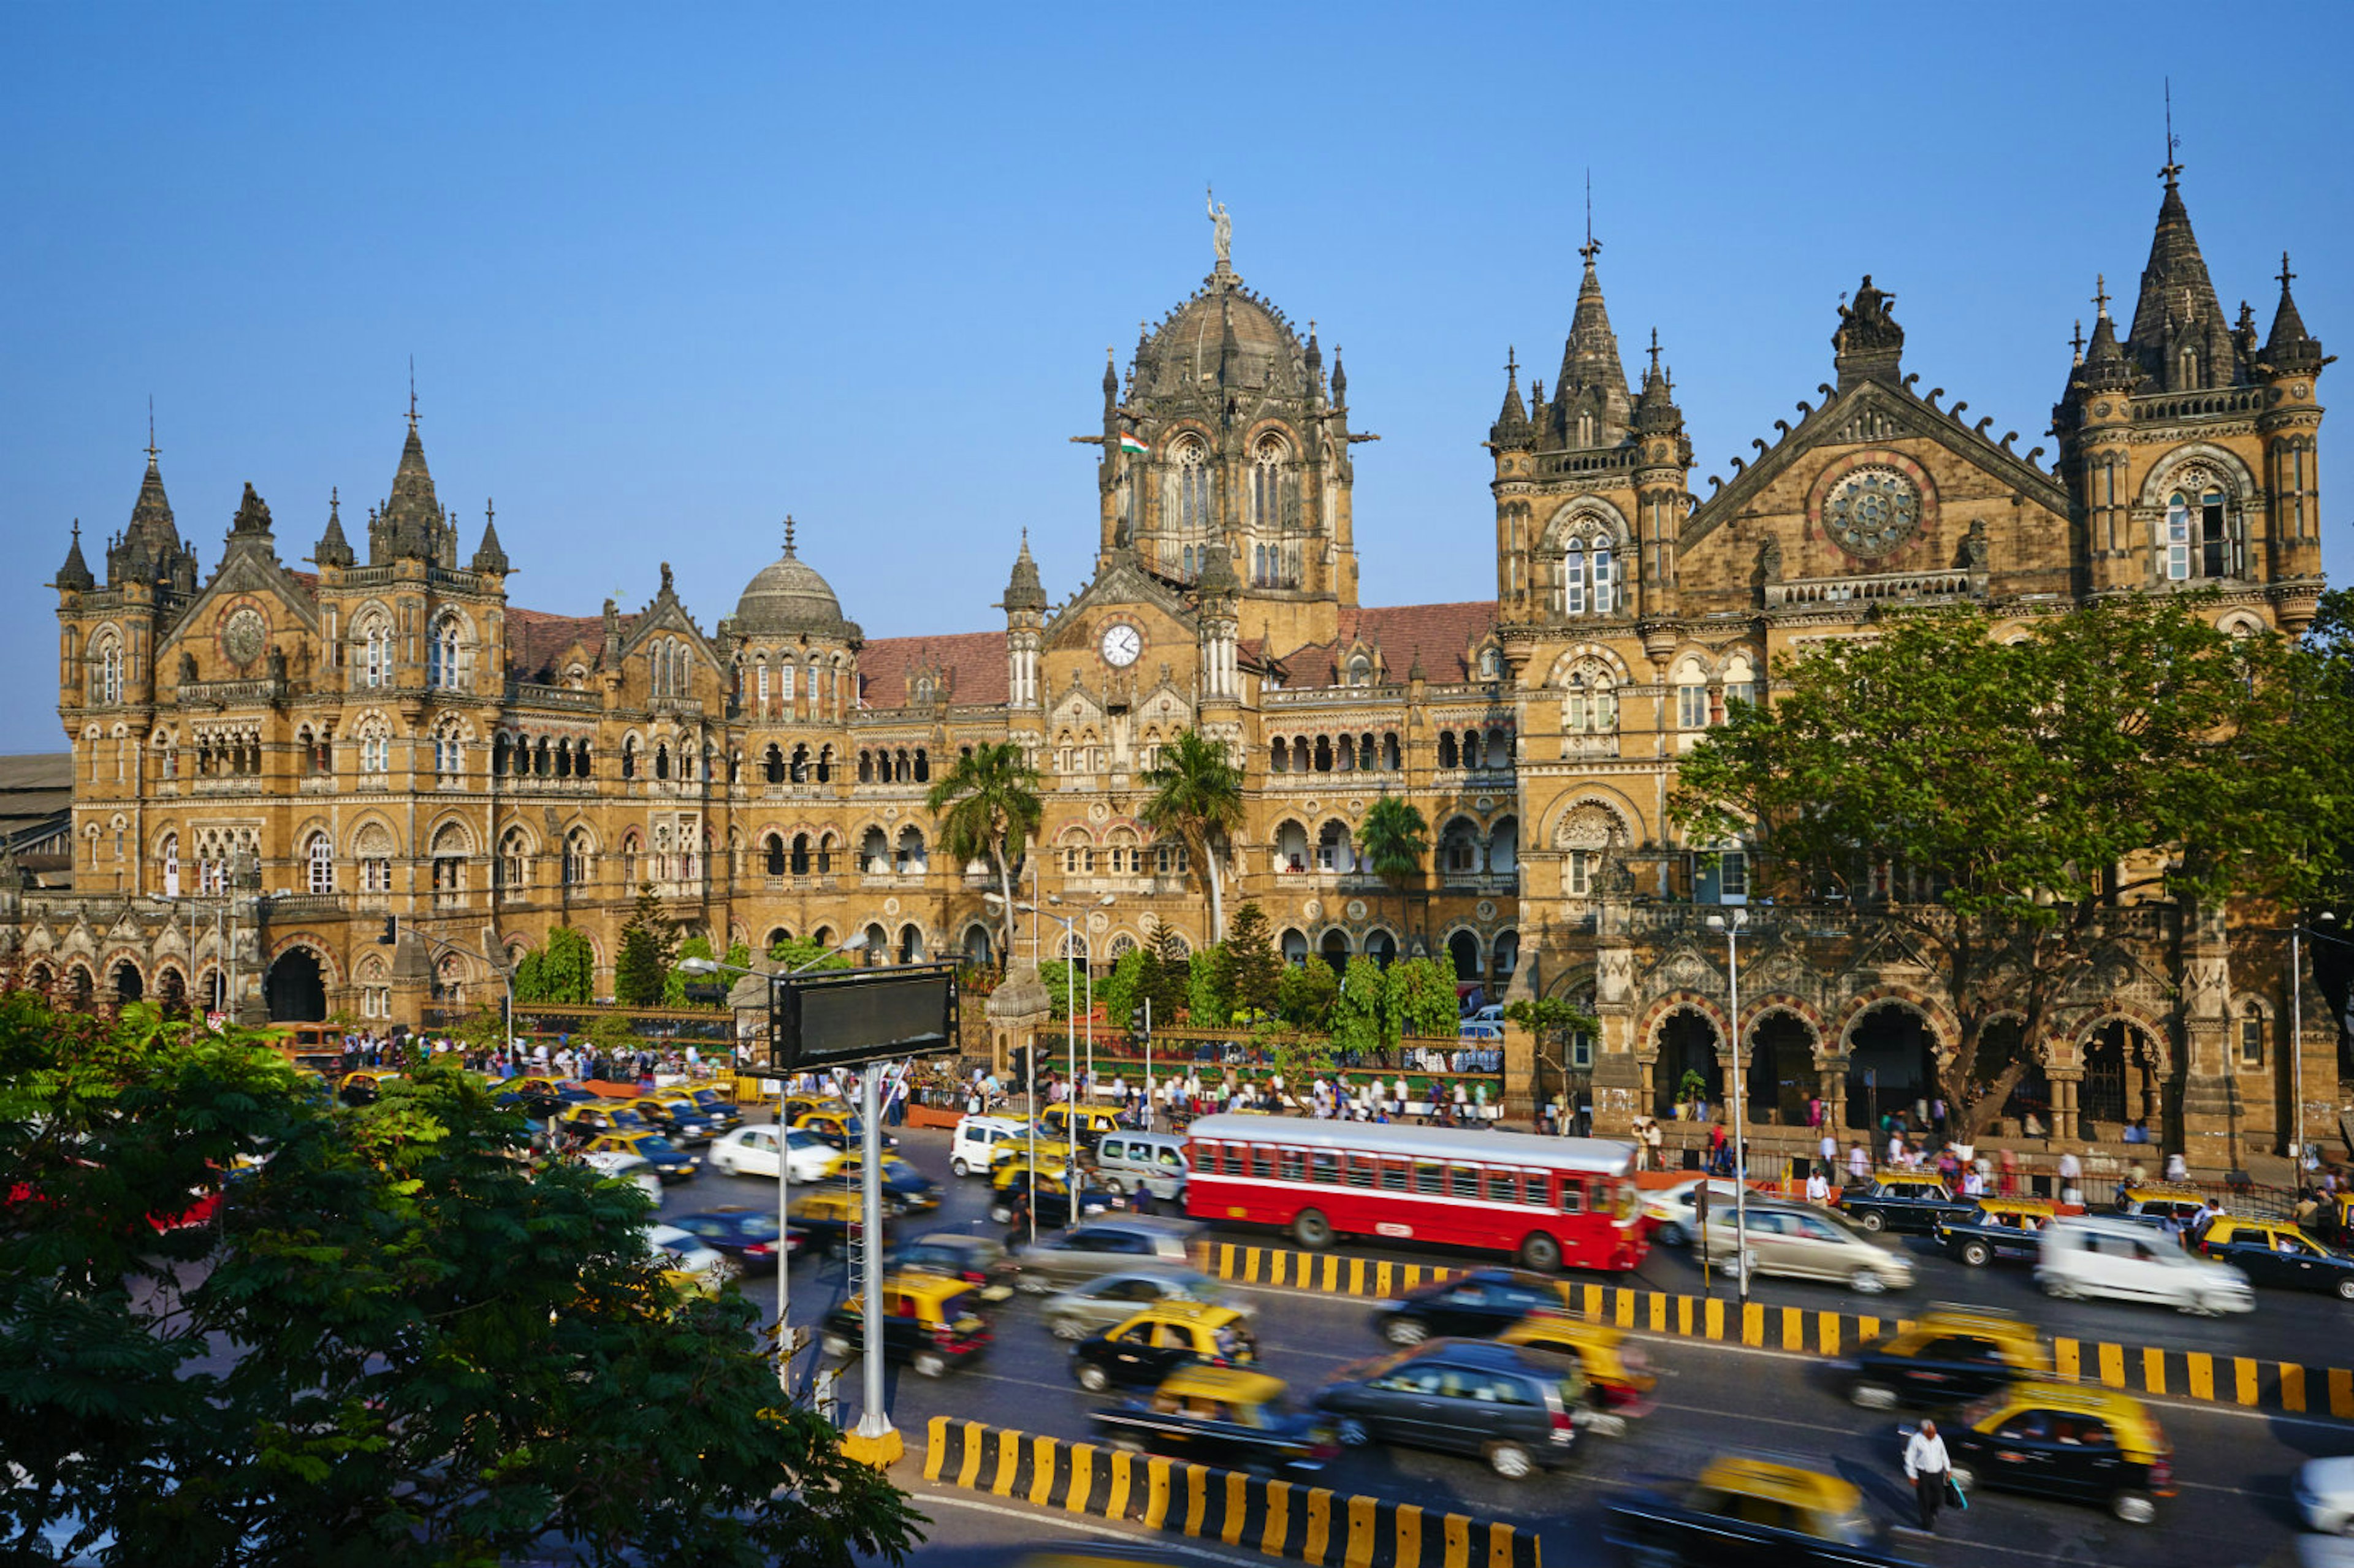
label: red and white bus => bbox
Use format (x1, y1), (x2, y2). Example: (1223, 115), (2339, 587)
(1183, 1114), (1647, 1273)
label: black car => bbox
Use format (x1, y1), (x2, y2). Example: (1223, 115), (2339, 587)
(1088, 1367), (1335, 1475)
(668, 1206), (802, 1274)
(996, 1176), (1115, 1230)
(1314, 1339), (1580, 1480)
(1838, 1176), (1976, 1235)
(558, 1103), (655, 1138)
(1931, 1201), (2057, 1268)
(1842, 1309), (2049, 1412)
(1370, 1269), (1569, 1345)
(2195, 1218), (2354, 1298)
(885, 1233), (1018, 1288)
(680, 1087), (744, 1134)
(1604, 1454), (1922, 1568)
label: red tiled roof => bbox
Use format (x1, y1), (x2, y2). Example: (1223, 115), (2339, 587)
(1278, 601), (1498, 687)
(856, 629), (1009, 710)
(507, 606), (633, 682)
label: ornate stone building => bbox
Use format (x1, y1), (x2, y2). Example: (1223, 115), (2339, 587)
(21, 164), (2331, 1165)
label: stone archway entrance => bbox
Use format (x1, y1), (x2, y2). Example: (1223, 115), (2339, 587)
(265, 946), (327, 1022)
(110, 961), (143, 1007)
(1981, 1016), (2050, 1132)
(2081, 1020), (2162, 1136)
(155, 967), (188, 1018)
(1320, 930), (1350, 969)
(1654, 1009), (1723, 1119)
(1447, 931), (1482, 987)
(1746, 1011), (1816, 1127)
(1846, 1003), (1938, 1130)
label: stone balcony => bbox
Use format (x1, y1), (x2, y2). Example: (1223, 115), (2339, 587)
(1765, 567), (1979, 609)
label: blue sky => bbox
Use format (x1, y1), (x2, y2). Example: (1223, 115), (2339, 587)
(4, 4), (2348, 753)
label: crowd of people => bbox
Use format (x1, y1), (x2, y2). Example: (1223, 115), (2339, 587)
(945, 1059), (1507, 1132)
(329, 1028), (735, 1089)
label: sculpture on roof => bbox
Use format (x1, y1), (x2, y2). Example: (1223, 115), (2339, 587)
(1206, 186), (1231, 265)
(1835, 275), (1903, 355)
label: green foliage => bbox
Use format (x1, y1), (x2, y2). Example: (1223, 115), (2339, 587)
(526, 925), (599, 1005)
(1331, 954), (1385, 1056)
(723, 939), (751, 972)
(1671, 596), (2354, 1142)
(767, 934), (859, 973)
(1354, 795), (1430, 889)
(1036, 959), (1080, 1021)
(1140, 730), (1246, 942)
(1216, 903), (1282, 1022)
(0, 997), (924, 1567)
(1186, 947), (1230, 1029)
(612, 884), (675, 1007)
(1384, 953), (1460, 1040)
(1276, 955), (1340, 1030)
(1140, 929), (1191, 1024)
(1504, 994), (1601, 1045)
(1676, 1067), (1710, 1105)
(664, 933), (717, 1007)
(451, 1001), (508, 1054)
(925, 741), (1045, 967)
(1099, 946), (1147, 1032)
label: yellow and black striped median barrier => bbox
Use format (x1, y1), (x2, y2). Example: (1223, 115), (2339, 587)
(923, 1417), (1541, 1568)
(1206, 1240), (2354, 1421)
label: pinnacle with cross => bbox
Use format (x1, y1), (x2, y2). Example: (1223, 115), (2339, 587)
(406, 357), (419, 430)
(2279, 253), (2297, 291)
(1648, 328), (1663, 376)
(783, 515), (797, 556)
(2093, 275), (2111, 316)
(145, 398), (159, 466)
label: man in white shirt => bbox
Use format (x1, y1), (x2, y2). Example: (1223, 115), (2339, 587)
(1805, 1167), (1831, 1205)
(2057, 1149), (2083, 1207)
(1848, 1143), (1871, 1184)
(1902, 1418), (1951, 1532)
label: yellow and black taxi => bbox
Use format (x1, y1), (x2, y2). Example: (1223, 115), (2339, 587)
(989, 1168), (1112, 1229)
(791, 1103), (896, 1152)
(990, 1151), (1075, 1189)
(630, 1088), (725, 1145)
(779, 1092), (848, 1124)
(1842, 1305), (2049, 1411)
(1371, 1267), (1575, 1345)
(821, 1150), (942, 1211)
(677, 1084), (744, 1133)
(1086, 1367), (1336, 1474)
(558, 1101), (656, 1138)
(1940, 1382), (2173, 1524)
(817, 1273), (992, 1379)
(1839, 1172), (1976, 1235)
(583, 1130), (701, 1183)
(1933, 1197), (2059, 1268)
(2193, 1216), (2354, 1299)
(337, 1070), (396, 1106)
(1605, 1454), (1919, 1567)
(1498, 1316), (1658, 1436)
(788, 1188), (892, 1256)
(1070, 1301), (1257, 1392)
(1038, 1102), (1123, 1154)
(2114, 1184), (2209, 1234)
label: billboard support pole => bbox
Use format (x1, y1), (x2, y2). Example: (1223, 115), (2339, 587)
(841, 1064), (903, 1467)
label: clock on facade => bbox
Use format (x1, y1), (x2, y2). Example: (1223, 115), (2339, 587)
(221, 606), (267, 667)
(1099, 623), (1143, 668)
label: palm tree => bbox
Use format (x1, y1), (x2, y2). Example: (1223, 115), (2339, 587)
(1354, 794), (1430, 955)
(1139, 729), (1246, 943)
(924, 741), (1043, 968)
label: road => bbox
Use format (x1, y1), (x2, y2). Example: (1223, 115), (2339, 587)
(655, 1117), (2329, 1567)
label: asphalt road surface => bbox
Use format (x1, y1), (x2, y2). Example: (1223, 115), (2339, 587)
(657, 1118), (2331, 1567)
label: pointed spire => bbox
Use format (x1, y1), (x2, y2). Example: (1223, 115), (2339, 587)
(55, 520), (94, 592)
(2081, 278), (2135, 394)
(1488, 347), (1532, 449)
(1330, 347), (1347, 406)
(2263, 251), (2325, 375)
(314, 487), (356, 569)
(783, 514), (798, 557)
(1004, 528), (1048, 612)
(1407, 645), (1425, 682)
(1550, 215), (1631, 446)
(379, 388), (444, 561)
(470, 497), (509, 574)
(2124, 154), (2233, 390)
(2071, 319), (2085, 367)
(1634, 328), (1682, 433)
(1102, 346), (1119, 408)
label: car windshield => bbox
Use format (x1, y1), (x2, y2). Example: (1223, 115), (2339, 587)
(690, 1090), (726, 1108)
(635, 1137), (682, 1160)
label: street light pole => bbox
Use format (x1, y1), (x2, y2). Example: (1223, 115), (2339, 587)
(1711, 908), (1750, 1304)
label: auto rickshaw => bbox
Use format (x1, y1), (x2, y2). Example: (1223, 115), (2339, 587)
(817, 1272), (992, 1377)
(1498, 1315), (1657, 1435)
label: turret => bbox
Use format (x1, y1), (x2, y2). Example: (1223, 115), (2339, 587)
(1487, 349), (1533, 451)
(54, 521), (93, 594)
(313, 489), (356, 569)
(470, 500), (511, 576)
(1000, 531), (1046, 709)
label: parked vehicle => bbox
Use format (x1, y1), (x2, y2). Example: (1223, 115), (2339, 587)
(1838, 1172), (1976, 1235)
(950, 1114), (1032, 1178)
(1012, 1216), (1198, 1291)
(2035, 1215), (2253, 1314)
(1087, 1367), (1335, 1474)
(706, 1123), (839, 1182)
(1841, 1305), (2050, 1410)
(1605, 1454), (1921, 1567)
(1093, 1132), (1190, 1200)
(1314, 1339), (1582, 1479)
(1937, 1382), (2174, 1524)
(1933, 1197), (2058, 1267)
(1070, 1301), (1256, 1391)
(1040, 1269), (1232, 1340)
(1697, 1200), (1915, 1295)
(818, 1274), (992, 1379)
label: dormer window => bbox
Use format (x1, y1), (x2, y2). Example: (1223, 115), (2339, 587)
(1478, 647), (1499, 681)
(1346, 655), (1373, 688)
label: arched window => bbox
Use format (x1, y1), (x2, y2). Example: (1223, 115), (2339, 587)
(895, 825), (927, 875)
(305, 831), (334, 894)
(498, 828), (529, 894)
(1554, 518), (1616, 615)
(428, 613), (465, 690)
(779, 662), (796, 704)
(563, 829), (590, 886)
(1175, 438), (1211, 535)
(430, 823), (468, 909)
(1251, 433), (1289, 531)
(93, 634), (122, 705)
(620, 831), (639, 888)
(161, 831), (180, 897)
(1564, 661), (1618, 734)
(355, 611), (391, 689)
(763, 833), (786, 877)
(355, 823), (394, 896)
(1438, 731), (1458, 769)
(622, 737), (639, 780)
(790, 833), (812, 875)
(2238, 1001), (2266, 1068)
(1672, 657), (1710, 730)
(2164, 480), (2239, 582)
(1346, 656), (1373, 687)
(654, 743), (671, 781)
(1722, 653), (1758, 711)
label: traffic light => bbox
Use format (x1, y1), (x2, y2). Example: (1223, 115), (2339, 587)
(376, 916), (397, 946)
(1129, 1006), (1149, 1040)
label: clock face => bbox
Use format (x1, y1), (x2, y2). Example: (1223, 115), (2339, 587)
(1099, 623), (1143, 668)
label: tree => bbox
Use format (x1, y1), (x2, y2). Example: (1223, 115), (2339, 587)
(664, 932), (717, 1007)
(924, 742), (1043, 970)
(1276, 955), (1340, 1031)
(613, 883), (676, 1007)
(1385, 953), (1459, 1043)
(1672, 598), (2354, 1146)
(1099, 946), (1147, 1035)
(1506, 994), (1602, 1103)
(1354, 795), (1430, 948)
(1331, 954), (1386, 1057)
(1186, 948), (1228, 1029)
(1139, 730), (1246, 943)
(512, 924), (597, 1006)
(1141, 928), (1190, 1025)
(1217, 902), (1282, 1022)
(768, 934), (859, 973)
(0, 998), (924, 1568)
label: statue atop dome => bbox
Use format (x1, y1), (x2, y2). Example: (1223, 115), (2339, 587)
(1206, 186), (1232, 267)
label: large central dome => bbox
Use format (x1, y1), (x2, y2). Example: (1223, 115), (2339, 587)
(733, 528), (853, 639)
(1131, 267), (1311, 402)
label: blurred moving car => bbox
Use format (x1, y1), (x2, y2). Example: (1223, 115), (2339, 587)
(2296, 1456), (2354, 1535)
(885, 1233), (1018, 1291)
(1840, 1171), (1976, 1235)
(1038, 1103), (1122, 1155)
(1639, 1177), (1748, 1247)
(1604, 1453), (1921, 1567)
(1840, 1304), (2050, 1410)
(668, 1206), (800, 1274)
(631, 1089), (724, 1144)
(337, 1070), (395, 1106)
(818, 1273), (992, 1379)
(646, 1223), (733, 1297)
(584, 1131), (700, 1184)
(1369, 1268), (1574, 1345)
(1933, 1197), (2059, 1268)
(1087, 1366), (1336, 1474)
(1937, 1382), (2174, 1524)
(1013, 1217), (1198, 1291)
(558, 1102), (655, 1138)
(706, 1124), (839, 1182)
(1092, 1132), (1190, 1201)
(580, 1149), (665, 1204)
(1496, 1317), (1657, 1436)
(993, 1170), (1113, 1230)
(821, 1151), (942, 1211)
(1041, 1269), (1231, 1340)
(1314, 1338), (1582, 1479)
(793, 1105), (896, 1152)
(789, 1189), (894, 1256)
(2035, 1215), (2253, 1314)
(949, 1114), (1030, 1177)
(2193, 1217), (2354, 1300)
(1698, 1200), (1916, 1295)
(1069, 1301), (1256, 1391)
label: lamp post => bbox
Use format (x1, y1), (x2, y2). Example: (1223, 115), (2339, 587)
(677, 931), (867, 1399)
(1707, 908), (1750, 1303)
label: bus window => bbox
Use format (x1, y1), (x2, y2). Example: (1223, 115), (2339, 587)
(1310, 1152), (1340, 1184)
(1558, 1179), (1586, 1214)
(1278, 1149), (1306, 1182)
(1380, 1162), (1408, 1193)
(1484, 1171), (1519, 1205)
(1450, 1166), (1480, 1200)
(1347, 1157), (1377, 1189)
(1520, 1170), (1552, 1206)
(1415, 1163), (1444, 1196)
(1251, 1147), (1273, 1179)
(1222, 1146), (1246, 1176)
(1195, 1141), (1217, 1171)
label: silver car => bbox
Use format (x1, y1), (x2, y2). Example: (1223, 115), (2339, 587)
(1013, 1216), (1200, 1292)
(1699, 1200), (1916, 1295)
(1038, 1268), (1236, 1339)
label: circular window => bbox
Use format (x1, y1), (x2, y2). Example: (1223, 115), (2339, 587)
(1822, 466), (1921, 557)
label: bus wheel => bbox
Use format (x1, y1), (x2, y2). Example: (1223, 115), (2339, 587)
(1292, 1209), (1334, 1250)
(1517, 1231), (1562, 1272)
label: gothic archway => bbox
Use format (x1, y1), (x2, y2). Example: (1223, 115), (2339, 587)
(1746, 1009), (1816, 1127)
(1654, 1007), (1723, 1119)
(2079, 1018), (2163, 1136)
(265, 946), (327, 1022)
(1845, 1002), (1938, 1130)
(110, 959), (144, 1007)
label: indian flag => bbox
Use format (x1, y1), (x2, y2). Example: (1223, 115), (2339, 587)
(1119, 431), (1149, 456)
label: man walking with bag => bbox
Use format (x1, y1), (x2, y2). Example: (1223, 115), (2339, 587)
(1903, 1418), (1953, 1532)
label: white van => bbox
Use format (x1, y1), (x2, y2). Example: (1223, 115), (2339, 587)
(2035, 1214), (2254, 1315)
(1093, 1131), (1190, 1200)
(950, 1114), (1032, 1178)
